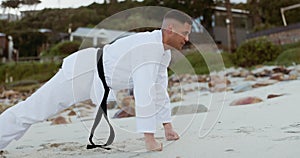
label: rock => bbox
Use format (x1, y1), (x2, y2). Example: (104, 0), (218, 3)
(107, 101), (117, 109)
(1, 90), (19, 99)
(252, 80), (278, 88)
(171, 104), (208, 116)
(0, 103), (12, 114)
(198, 75), (209, 82)
(289, 70), (300, 78)
(288, 74), (298, 80)
(267, 94), (285, 99)
(244, 75), (256, 81)
(120, 96), (135, 108)
(209, 75), (230, 92)
(240, 70), (251, 77)
(68, 110), (76, 116)
(229, 69), (250, 78)
(170, 93), (183, 102)
(270, 73), (284, 81)
(230, 97), (263, 106)
(232, 83), (252, 93)
(272, 66), (291, 74)
(113, 106), (135, 118)
(254, 69), (272, 77)
(51, 116), (70, 125)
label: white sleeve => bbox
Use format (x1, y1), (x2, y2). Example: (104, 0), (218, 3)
(132, 62), (159, 133)
(155, 62), (172, 124)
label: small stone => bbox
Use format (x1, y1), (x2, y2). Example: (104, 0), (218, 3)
(288, 74), (298, 80)
(254, 69), (272, 77)
(209, 75), (230, 92)
(107, 101), (117, 109)
(1, 90), (19, 99)
(172, 104), (208, 116)
(68, 110), (76, 116)
(272, 66), (291, 74)
(230, 97), (263, 106)
(267, 94), (285, 99)
(113, 106), (135, 118)
(232, 83), (252, 93)
(270, 73), (284, 81)
(252, 80), (278, 88)
(121, 96), (135, 108)
(50, 143), (61, 148)
(198, 75), (209, 82)
(225, 149), (234, 152)
(244, 75), (256, 81)
(51, 116), (70, 125)
(170, 93), (183, 102)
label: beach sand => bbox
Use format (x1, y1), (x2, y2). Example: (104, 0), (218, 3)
(1, 67), (300, 158)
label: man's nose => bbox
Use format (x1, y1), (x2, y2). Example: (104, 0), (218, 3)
(184, 35), (189, 42)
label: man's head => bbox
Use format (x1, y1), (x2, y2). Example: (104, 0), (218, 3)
(162, 10), (192, 50)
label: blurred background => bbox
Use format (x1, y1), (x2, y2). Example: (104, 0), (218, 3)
(0, 0), (299, 98)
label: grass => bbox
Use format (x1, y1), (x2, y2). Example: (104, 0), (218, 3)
(275, 47), (300, 66)
(171, 50), (234, 75)
(0, 61), (61, 85)
(281, 41), (300, 51)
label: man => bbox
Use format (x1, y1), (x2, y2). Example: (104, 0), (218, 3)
(0, 10), (192, 151)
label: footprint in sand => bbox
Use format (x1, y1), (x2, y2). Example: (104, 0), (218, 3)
(273, 136), (300, 141)
(281, 122), (300, 134)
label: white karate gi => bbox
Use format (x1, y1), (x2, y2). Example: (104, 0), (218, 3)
(0, 30), (171, 149)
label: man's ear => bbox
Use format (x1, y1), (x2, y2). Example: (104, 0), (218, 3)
(166, 24), (174, 34)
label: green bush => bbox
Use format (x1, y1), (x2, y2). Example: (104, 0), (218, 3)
(281, 41), (300, 51)
(11, 30), (47, 57)
(232, 37), (281, 67)
(275, 47), (300, 66)
(0, 61), (61, 85)
(169, 51), (234, 75)
(42, 41), (80, 57)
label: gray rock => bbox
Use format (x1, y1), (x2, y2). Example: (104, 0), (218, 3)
(232, 82), (253, 93)
(171, 104), (208, 116)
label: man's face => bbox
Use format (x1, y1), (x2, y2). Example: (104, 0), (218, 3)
(169, 22), (192, 50)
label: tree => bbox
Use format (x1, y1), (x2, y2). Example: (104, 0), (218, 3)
(110, 0), (118, 4)
(225, 0), (237, 52)
(258, 0), (300, 26)
(21, 0), (41, 10)
(248, 0), (262, 28)
(143, 0), (215, 34)
(1, 0), (21, 21)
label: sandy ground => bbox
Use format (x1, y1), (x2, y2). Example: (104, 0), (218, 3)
(1, 69), (300, 158)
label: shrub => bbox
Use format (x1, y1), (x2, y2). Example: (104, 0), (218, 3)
(169, 51), (233, 75)
(281, 41), (300, 51)
(275, 47), (300, 66)
(232, 37), (281, 67)
(43, 41), (80, 57)
(0, 61), (61, 85)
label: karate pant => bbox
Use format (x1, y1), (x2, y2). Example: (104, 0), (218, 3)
(0, 68), (98, 149)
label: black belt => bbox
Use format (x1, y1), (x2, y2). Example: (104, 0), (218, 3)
(87, 48), (115, 150)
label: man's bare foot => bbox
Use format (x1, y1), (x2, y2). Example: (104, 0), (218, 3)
(144, 133), (163, 151)
(163, 123), (180, 141)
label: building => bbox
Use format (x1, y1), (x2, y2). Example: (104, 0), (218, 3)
(70, 27), (135, 48)
(247, 22), (300, 45)
(211, 6), (252, 49)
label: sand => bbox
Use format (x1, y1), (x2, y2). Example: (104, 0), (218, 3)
(1, 67), (300, 158)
